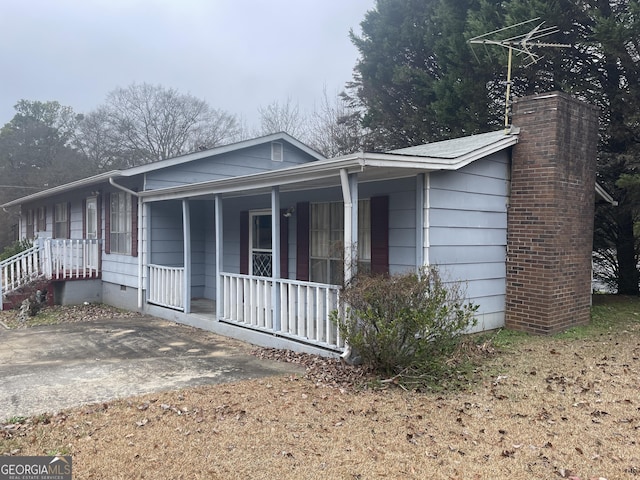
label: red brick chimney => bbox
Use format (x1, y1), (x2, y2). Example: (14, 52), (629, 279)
(505, 92), (598, 334)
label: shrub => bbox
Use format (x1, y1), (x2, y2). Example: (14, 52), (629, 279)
(333, 266), (478, 377)
(0, 238), (33, 262)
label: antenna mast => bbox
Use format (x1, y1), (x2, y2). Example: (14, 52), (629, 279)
(469, 18), (571, 128)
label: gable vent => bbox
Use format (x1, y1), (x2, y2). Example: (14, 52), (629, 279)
(271, 142), (283, 162)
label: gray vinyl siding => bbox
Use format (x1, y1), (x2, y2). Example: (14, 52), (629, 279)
(144, 143), (317, 190)
(149, 201), (184, 267)
(428, 151), (510, 331)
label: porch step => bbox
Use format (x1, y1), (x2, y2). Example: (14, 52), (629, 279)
(3, 279), (54, 311)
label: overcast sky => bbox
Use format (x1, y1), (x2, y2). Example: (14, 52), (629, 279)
(0, 0), (375, 129)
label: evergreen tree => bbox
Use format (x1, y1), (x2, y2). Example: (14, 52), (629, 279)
(348, 0), (640, 293)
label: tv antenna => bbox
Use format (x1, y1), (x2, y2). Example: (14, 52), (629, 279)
(469, 18), (571, 128)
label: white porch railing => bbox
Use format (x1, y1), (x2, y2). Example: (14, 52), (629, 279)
(0, 238), (102, 310)
(0, 244), (41, 294)
(148, 264), (184, 310)
(221, 273), (344, 350)
(40, 238), (101, 279)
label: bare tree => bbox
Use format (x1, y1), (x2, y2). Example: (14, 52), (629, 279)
(306, 88), (367, 157)
(256, 97), (308, 139)
(77, 83), (241, 167)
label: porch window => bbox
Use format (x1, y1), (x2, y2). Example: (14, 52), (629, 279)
(309, 199), (371, 284)
(25, 209), (34, 239)
(109, 191), (132, 254)
(54, 203), (69, 238)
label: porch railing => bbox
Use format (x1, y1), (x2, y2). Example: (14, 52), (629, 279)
(40, 238), (101, 279)
(148, 264), (184, 310)
(221, 273), (344, 350)
(0, 238), (102, 310)
(0, 244), (41, 294)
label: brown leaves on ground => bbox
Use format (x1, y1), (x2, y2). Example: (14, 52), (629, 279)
(1, 301), (639, 479)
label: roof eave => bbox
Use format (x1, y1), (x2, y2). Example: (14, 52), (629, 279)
(1, 171), (123, 208)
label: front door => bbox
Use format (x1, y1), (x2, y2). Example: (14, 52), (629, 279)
(250, 211), (272, 277)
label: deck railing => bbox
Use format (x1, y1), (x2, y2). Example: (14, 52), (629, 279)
(221, 273), (343, 350)
(148, 264), (184, 310)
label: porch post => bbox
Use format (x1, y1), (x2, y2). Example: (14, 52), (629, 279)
(416, 173), (426, 270)
(271, 186), (281, 331)
(143, 202), (151, 304)
(340, 169), (358, 284)
(182, 199), (191, 314)
(215, 195), (223, 320)
(137, 200), (146, 309)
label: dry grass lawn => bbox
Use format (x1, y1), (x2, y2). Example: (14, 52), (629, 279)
(1, 296), (639, 479)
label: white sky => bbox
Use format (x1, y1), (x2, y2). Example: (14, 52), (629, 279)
(0, 0), (375, 129)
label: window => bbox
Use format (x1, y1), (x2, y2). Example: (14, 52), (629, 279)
(309, 199), (371, 284)
(54, 203), (69, 238)
(25, 209), (34, 239)
(110, 192), (132, 254)
(37, 207), (46, 232)
(271, 142), (283, 162)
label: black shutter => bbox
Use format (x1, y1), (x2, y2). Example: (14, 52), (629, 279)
(370, 196), (389, 275)
(239, 211), (249, 274)
(280, 209), (289, 279)
(131, 196), (138, 257)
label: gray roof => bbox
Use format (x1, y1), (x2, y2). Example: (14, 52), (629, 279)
(389, 129), (517, 159)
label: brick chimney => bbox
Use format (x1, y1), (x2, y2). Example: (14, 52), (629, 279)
(505, 92), (598, 334)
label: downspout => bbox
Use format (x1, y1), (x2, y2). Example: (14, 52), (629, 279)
(339, 168), (353, 361)
(109, 178), (144, 310)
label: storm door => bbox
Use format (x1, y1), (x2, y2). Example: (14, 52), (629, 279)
(250, 211), (272, 277)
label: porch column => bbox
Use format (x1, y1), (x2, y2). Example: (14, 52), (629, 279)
(138, 201), (148, 309)
(340, 169), (358, 284)
(144, 203), (151, 302)
(215, 195), (223, 320)
(182, 199), (191, 314)
(416, 173), (426, 270)
(271, 186), (281, 331)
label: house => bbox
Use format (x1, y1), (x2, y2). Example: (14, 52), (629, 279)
(0, 92), (604, 356)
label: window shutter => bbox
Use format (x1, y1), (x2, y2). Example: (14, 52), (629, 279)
(131, 196), (138, 257)
(370, 195), (389, 275)
(280, 209), (289, 279)
(296, 202), (310, 281)
(66, 202), (71, 239)
(52, 206), (56, 239)
(96, 195), (102, 241)
(239, 211), (249, 274)
(104, 193), (111, 254)
(82, 199), (87, 239)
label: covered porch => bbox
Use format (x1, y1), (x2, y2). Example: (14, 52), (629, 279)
(141, 173), (361, 353)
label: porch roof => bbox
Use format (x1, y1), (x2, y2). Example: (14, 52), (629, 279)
(139, 128), (520, 202)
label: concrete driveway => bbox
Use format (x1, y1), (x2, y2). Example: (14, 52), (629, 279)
(0, 316), (302, 420)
